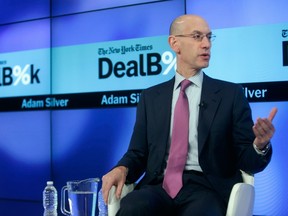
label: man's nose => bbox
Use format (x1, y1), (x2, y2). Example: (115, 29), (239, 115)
(201, 36), (211, 48)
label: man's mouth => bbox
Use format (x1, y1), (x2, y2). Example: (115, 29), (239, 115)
(199, 53), (210, 60)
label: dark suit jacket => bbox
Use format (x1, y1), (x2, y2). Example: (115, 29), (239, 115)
(117, 73), (272, 203)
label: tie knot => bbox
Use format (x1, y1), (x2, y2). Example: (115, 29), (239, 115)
(180, 79), (191, 92)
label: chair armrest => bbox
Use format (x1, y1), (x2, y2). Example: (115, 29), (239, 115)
(108, 184), (135, 216)
(226, 183), (255, 216)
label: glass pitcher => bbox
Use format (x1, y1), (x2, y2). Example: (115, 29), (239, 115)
(61, 178), (100, 216)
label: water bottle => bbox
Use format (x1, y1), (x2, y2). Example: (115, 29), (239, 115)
(98, 189), (108, 216)
(43, 181), (58, 216)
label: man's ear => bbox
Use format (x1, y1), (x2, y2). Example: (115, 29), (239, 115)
(168, 35), (180, 53)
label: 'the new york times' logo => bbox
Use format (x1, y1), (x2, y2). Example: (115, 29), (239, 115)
(283, 30), (288, 66)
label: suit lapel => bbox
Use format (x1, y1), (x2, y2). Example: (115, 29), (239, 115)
(150, 78), (175, 164)
(198, 74), (222, 154)
(152, 75), (222, 155)
(155, 78), (174, 121)
(155, 77), (174, 135)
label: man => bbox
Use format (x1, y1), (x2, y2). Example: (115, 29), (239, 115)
(101, 14), (277, 216)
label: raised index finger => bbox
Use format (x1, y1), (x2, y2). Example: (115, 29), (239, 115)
(268, 107), (278, 122)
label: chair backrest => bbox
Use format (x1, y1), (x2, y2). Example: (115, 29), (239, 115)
(240, 170), (254, 185)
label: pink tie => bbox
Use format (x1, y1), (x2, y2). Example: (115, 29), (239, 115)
(163, 79), (191, 198)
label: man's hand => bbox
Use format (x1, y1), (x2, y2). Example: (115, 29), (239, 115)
(253, 107), (278, 149)
(101, 166), (128, 205)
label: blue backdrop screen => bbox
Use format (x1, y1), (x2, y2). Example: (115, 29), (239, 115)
(0, 0), (287, 215)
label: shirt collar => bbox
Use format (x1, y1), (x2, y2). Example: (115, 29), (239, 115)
(174, 70), (203, 91)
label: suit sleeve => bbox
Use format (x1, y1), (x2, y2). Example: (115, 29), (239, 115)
(232, 85), (272, 174)
(116, 90), (149, 183)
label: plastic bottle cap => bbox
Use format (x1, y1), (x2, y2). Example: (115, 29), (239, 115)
(47, 181), (54, 185)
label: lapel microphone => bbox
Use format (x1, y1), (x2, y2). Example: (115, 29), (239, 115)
(199, 101), (207, 109)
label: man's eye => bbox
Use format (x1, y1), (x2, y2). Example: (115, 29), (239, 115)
(193, 34), (202, 40)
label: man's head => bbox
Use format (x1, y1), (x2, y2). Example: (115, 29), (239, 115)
(168, 15), (214, 76)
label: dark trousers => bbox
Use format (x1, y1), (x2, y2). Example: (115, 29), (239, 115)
(116, 171), (226, 216)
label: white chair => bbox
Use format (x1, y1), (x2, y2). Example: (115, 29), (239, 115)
(226, 171), (255, 216)
(108, 183), (136, 216)
(108, 171), (254, 216)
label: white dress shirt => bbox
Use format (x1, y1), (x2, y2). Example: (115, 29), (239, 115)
(167, 71), (204, 172)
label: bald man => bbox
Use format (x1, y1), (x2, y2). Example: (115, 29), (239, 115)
(101, 14), (277, 216)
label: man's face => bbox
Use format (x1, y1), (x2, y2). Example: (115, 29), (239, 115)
(174, 18), (212, 71)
